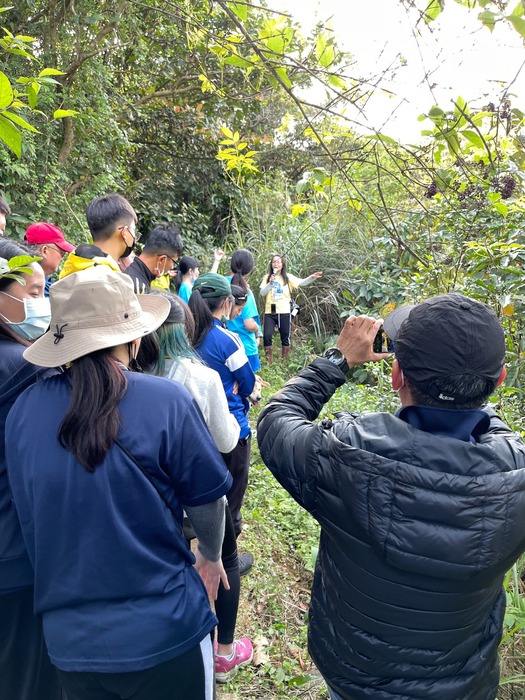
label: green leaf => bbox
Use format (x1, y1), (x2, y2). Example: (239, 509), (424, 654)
(224, 54), (253, 68)
(15, 34), (36, 42)
(274, 66), (292, 89)
(4, 46), (33, 58)
(2, 110), (39, 133)
(428, 106), (445, 126)
(26, 84), (38, 108)
(0, 112), (21, 157)
(53, 108), (79, 118)
(493, 200), (508, 217)
(0, 71), (13, 109)
(478, 9), (497, 31)
(462, 129), (485, 149)
(316, 33), (326, 60)
(445, 132), (461, 156)
(435, 167), (453, 189)
(8, 255), (40, 270)
(38, 68), (66, 77)
(507, 14), (525, 38)
(316, 33), (334, 68)
(228, 1), (247, 22)
(328, 74), (347, 90)
(511, 2), (524, 17)
(453, 96), (468, 125)
(424, 0), (443, 24)
(319, 44), (335, 68)
(0, 7), (15, 14)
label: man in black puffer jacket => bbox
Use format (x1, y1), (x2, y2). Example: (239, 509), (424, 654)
(257, 294), (525, 700)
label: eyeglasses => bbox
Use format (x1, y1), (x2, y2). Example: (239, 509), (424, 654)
(165, 255), (179, 271)
(46, 244), (66, 259)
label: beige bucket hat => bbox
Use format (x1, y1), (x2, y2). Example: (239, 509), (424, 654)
(23, 265), (170, 367)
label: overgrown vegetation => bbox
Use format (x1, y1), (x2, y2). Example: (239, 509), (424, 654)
(3, 1), (525, 697)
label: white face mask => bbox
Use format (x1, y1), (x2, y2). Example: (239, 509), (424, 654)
(0, 292), (51, 340)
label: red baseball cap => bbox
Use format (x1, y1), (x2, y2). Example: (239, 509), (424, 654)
(24, 222), (75, 253)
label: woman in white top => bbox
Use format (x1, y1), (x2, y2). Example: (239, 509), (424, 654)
(259, 253), (322, 363)
(149, 292), (253, 684)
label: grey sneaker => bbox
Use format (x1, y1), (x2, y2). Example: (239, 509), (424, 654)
(238, 552), (254, 577)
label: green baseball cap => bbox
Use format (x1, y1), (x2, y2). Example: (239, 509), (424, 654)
(192, 272), (232, 298)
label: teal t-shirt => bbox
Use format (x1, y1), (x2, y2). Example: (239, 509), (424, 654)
(178, 281), (192, 303)
(227, 287), (259, 358)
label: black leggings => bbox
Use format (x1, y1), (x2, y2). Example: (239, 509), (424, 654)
(263, 313), (291, 347)
(221, 436), (251, 536)
(215, 505), (240, 646)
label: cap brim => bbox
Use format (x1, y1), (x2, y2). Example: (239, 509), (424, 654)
(57, 241), (76, 253)
(383, 305), (414, 341)
(23, 294), (170, 367)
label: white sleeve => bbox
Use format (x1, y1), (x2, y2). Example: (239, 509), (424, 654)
(204, 370), (241, 453)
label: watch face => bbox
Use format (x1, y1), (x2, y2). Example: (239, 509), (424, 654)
(324, 347), (345, 363)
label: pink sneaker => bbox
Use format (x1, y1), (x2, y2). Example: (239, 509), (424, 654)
(214, 637), (253, 683)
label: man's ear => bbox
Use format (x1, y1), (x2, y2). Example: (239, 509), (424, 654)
(391, 359), (404, 390)
(496, 366), (507, 387)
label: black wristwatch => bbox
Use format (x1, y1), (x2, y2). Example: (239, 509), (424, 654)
(322, 347), (350, 375)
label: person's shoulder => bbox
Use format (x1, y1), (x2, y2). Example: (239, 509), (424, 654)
(0, 338), (25, 362)
(0, 340), (57, 382)
(216, 323), (243, 347)
(123, 258), (142, 277)
(287, 273), (300, 284)
(127, 371), (192, 402)
(8, 371), (65, 414)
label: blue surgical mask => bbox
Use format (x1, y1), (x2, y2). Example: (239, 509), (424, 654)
(0, 292), (51, 340)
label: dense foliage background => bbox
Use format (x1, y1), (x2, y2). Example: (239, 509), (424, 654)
(2, 1), (525, 696)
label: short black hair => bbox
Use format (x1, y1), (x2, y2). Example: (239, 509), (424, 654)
(85, 193), (136, 241)
(143, 223), (183, 257)
(407, 374), (497, 410)
(0, 195), (11, 216)
(178, 256), (200, 274)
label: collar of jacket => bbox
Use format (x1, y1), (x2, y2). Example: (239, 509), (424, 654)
(396, 404), (490, 443)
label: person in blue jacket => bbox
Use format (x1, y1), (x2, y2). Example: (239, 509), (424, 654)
(5, 266), (232, 700)
(189, 273), (256, 558)
(0, 238), (62, 700)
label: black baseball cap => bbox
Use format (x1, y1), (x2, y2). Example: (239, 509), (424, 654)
(383, 293), (505, 402)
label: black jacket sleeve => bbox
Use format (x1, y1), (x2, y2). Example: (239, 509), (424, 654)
(256, 358), (346, 514)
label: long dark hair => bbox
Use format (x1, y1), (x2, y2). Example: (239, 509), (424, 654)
(0, 238), (40, 346)
(58, 350), (127, 472)
(174, 256), (199, 292)
(230, 249), (254, 294)
(189, 288), (231, 348)
(266, 253), (289, 285)
(148, 292), (199, 375)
